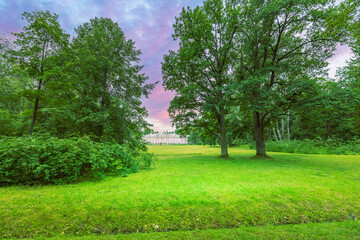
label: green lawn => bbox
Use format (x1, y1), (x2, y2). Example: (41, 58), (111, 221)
(1, 145), (360, 239)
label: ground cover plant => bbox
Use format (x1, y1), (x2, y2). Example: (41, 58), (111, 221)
(1, 145), (359, 239)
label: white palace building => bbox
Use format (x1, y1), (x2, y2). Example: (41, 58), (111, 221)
(143, 132), (189, 145)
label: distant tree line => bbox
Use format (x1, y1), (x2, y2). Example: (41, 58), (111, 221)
(163, 0), (360, 157)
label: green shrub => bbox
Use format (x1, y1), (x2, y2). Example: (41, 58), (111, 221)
(138, 151), (157, 168)
(0, 136), (153, 185)
(266, 138), (360, 155)
(0, 110), (24, 136)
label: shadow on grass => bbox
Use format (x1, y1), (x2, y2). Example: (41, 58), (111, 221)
(250, 155), (272, 160)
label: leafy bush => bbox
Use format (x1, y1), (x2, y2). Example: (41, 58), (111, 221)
(138, 151), (157, 168)
(0, 136), (155, 185)
(0, 110), (24, 136)
(266, 138), (360, 155)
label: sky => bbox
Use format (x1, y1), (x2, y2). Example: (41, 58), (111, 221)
(0, 0), (352, 132)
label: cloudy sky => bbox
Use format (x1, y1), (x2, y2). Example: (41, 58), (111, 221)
(0, 0), (352, 132)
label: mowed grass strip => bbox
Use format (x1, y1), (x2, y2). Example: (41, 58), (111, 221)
(25, 220), (360, 240)
(1, 145), (360, 238)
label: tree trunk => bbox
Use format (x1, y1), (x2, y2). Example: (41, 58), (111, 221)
(98, 97), (105, 137)
(228, 134), (234, 147)
(276, 122), (282, 141)
(28, 78), (43, 135)
(273, 128), (279, 141)
(219, 107), (229, 158)
(98, 68), (107, 137)
(287, 114), (290, 141)
(28, 97), (39, 135)
(253, 111), (266, 156)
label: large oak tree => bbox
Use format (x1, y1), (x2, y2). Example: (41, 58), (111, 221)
(162, 0), (240, 157)
(234, 0), (339, 156)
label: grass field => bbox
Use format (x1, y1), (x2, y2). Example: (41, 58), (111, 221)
(1, 145), (360, 239)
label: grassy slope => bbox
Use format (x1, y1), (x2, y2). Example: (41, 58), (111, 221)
(1, 145), (360, 239)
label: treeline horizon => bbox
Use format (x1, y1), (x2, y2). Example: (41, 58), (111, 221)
(1, 0), (359, 158)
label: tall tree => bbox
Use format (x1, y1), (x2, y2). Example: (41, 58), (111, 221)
(289, 80), (356, 140)
(0, 33), (34, 136)
(337, 0), (360, 136)
(11, 10), (69, 134)
(234, 0), (339, 156)
(162, 0), (239, 157)
(285, 0), (359, 142)
(0, 33), (12, 80)
(70, 17), (155, 144)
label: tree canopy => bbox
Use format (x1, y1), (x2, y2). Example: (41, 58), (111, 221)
(1, 11), (155, 150)
(163, 0), (355, 157)
(68, 17), (155, 144)
(162, 0), (240, 157)
(11, 10), (69, 135)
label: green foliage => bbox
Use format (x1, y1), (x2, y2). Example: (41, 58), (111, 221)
(163, 0), (350, 157)
(1, 12), (155, 148)
(0, 14), (157, 186)
(9, 10), (70, 135)
(285, 78), (359, 141)
(162, 0), (241, 156)
(0, 136), (150, 185)
(138, 152), (157, 169)
(233, 0), (340, 156)
(266, 139), (360, 155)
(0, 110), (18, 136)
(0, 34), (32, 134)
(187, 131), (203, 145)
(65, 17), (155, 143)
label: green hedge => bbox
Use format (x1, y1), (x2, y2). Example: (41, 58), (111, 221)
(265, 138), (360, 155)
(0, 136), (156, 185)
